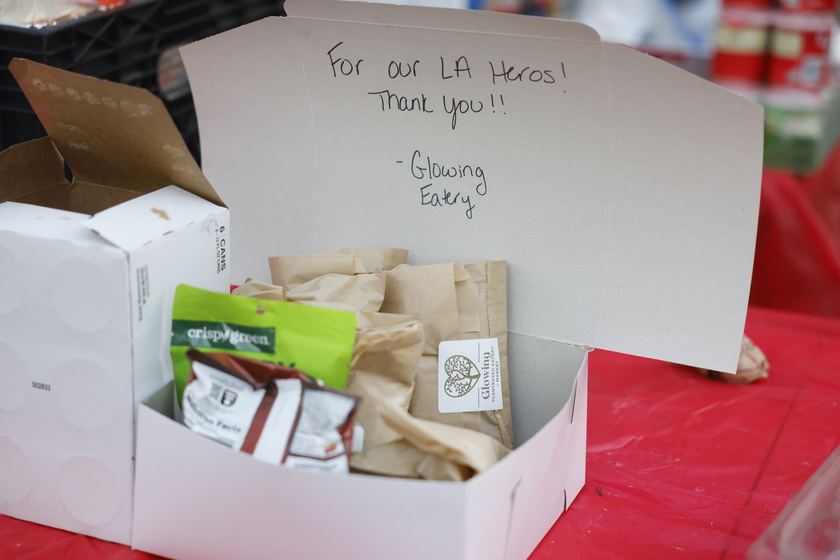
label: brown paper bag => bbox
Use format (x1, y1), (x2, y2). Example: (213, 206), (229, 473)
(380, 262), (479, 355)
(269, 254), (365, 287)
(287, 273), (386, 313)
(463, 260), (513, 447)
(347, 312), (423, 449)
(236, 273), (386, 313)
(287, 305), (488, 482)
(345, 312), (425, 477)
(269, 247), (408, 287)
(349, 400), (511, 482)
(320, 247), (409, 273)
(380, 261), (513, 449)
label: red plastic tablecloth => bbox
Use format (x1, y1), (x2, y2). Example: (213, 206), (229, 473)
(531, 305), (840, 559)
(3, 305), (840, 559)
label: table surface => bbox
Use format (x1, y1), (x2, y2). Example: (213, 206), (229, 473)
(3, 305), (840, 559)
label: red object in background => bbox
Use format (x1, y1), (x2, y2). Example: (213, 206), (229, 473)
(722, 0), (774, 7)
(778, 0), (838, 11)
(751, 139), (840, 318)
(803, 140), (840, 243)
(711, 8), (773, 85)
(767, 11), (835, 91)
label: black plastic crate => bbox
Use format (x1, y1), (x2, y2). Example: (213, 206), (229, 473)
(1, 0), (285, 163)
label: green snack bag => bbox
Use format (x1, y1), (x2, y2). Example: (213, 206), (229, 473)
(170, 284), (357, 405)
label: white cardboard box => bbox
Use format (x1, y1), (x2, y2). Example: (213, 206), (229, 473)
(0, 60), (230, 545)
(132, 2), (764, 559)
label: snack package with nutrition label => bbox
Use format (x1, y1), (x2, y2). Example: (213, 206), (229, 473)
(183, 349), (360, 474)
(170, 284), (358, 406)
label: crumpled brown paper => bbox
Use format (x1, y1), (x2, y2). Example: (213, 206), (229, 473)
(231, 279), (287, 301)
(379, 402), (510, 481)
(345, 305), (511, 480)
(235, 273), (386, 313)
(268, 247), (408, 288)
(698, 335), (769, 384)
(345, 310), (424, 473)
(381, 261), (513, 450)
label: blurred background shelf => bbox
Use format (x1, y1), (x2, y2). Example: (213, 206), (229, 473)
(0, 0), (286, 163)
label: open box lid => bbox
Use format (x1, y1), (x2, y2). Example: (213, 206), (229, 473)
(5, 58), (224, 212)
(180, 0), (763, 373)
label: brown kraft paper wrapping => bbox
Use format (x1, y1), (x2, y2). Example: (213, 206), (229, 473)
(381, 261), (513, 449)
(320, 247), (409, 273)
(339, 306), (511, 481)
(344, 311), (425, 476)
(464, 260), (513, 448)
(268, 247), (408, 288)
(269, 254), (365, 287)
(234, 274), (387, 313)
(288, 273), (386, 313)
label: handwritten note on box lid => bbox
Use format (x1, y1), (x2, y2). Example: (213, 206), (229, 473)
(181, 0), (763, 373)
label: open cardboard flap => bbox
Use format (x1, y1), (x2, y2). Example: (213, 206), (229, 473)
(0, 138), (67, 204)
(181, 0), (762, 374)
(4, 59), (223, 214)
